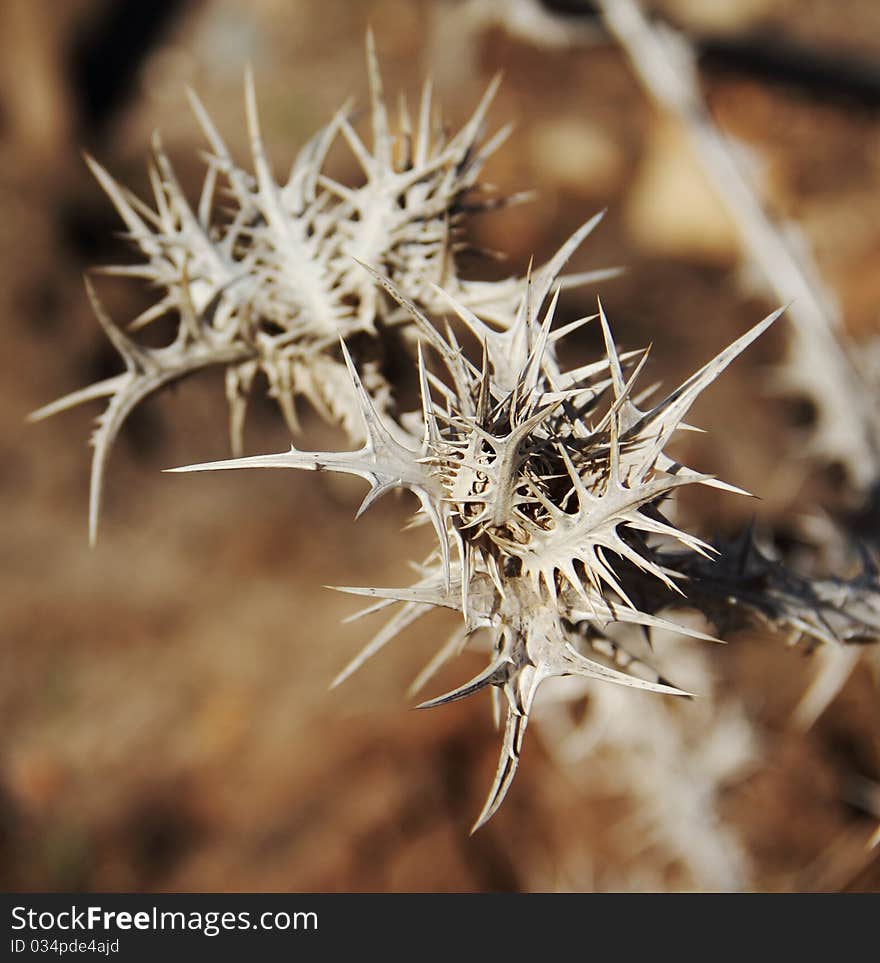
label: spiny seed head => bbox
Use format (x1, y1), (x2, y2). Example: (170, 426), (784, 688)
(171, 240), (784, 829)
(32, 33), (619, 546)
(34, 30), (879, 833)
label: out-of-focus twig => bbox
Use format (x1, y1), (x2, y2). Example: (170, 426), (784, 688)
(0, 0), (72, 168)
(594, 0), (880, 489)
(458, 0), (603, 49)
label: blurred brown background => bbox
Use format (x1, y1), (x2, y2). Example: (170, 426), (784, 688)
(2, 0), (880, 891)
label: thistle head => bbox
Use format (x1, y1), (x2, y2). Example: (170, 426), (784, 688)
(30, 32), (563, 545)
(170, 239), (782, 828)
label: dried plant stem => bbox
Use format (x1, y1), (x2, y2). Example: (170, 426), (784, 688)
(595, 0), (880, 485)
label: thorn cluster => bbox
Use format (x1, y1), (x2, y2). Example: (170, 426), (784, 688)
(32, 33), (618, 545)
(33, 29), (879, 832)
(172, 251), (783, 829)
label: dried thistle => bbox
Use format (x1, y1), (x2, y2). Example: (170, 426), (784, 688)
(32, 22), (880, 838)
(31, 32), (617, 546)
(534, 637), (757, 890)
(170, 251), (784, 829)
(667, 528), (880, 649)
(595, 0), (880, 485)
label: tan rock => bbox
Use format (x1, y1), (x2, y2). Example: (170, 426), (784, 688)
(625, 118), (740, 262)
(528, 117), (625, 197)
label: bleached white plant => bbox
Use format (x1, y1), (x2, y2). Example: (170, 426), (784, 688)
(169, 248), (880, 829)
(169, 253), (788, 828)
(534, 634), (757, 891)
(29, 33), (615, 546)
(594, 0), (880, 486)
(32, 26), (880, 836)
(586, 0), (880, 737)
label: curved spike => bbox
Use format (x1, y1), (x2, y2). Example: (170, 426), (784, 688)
(471, 665), (543, 832)
(185, 86), (227, 156)
(84, 339), (251, 542)
(416, 656), (510, 710)
(630, 306), (786, 477)
(225, 360), (258, 457)
(365, 27), (391, 170)
(353, 259), (476, 405)
(597, 297), (626, 401)
(330, 581), (461, 613)
(532, 210), (606, 309)
(558, 643), (694, 696)
(416, 342), (440, 447)
(166, 445), (359, 476)
(415, 78), (433, 167)
(244, 65), (270, 187)
(84, 153), (155, 246)
(558, 265), (625, 290)
(471, 707), (528, 833)
(448, 72), (503, 165)
(84, 276), (154, 374)
(28, 375), (127, 423)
